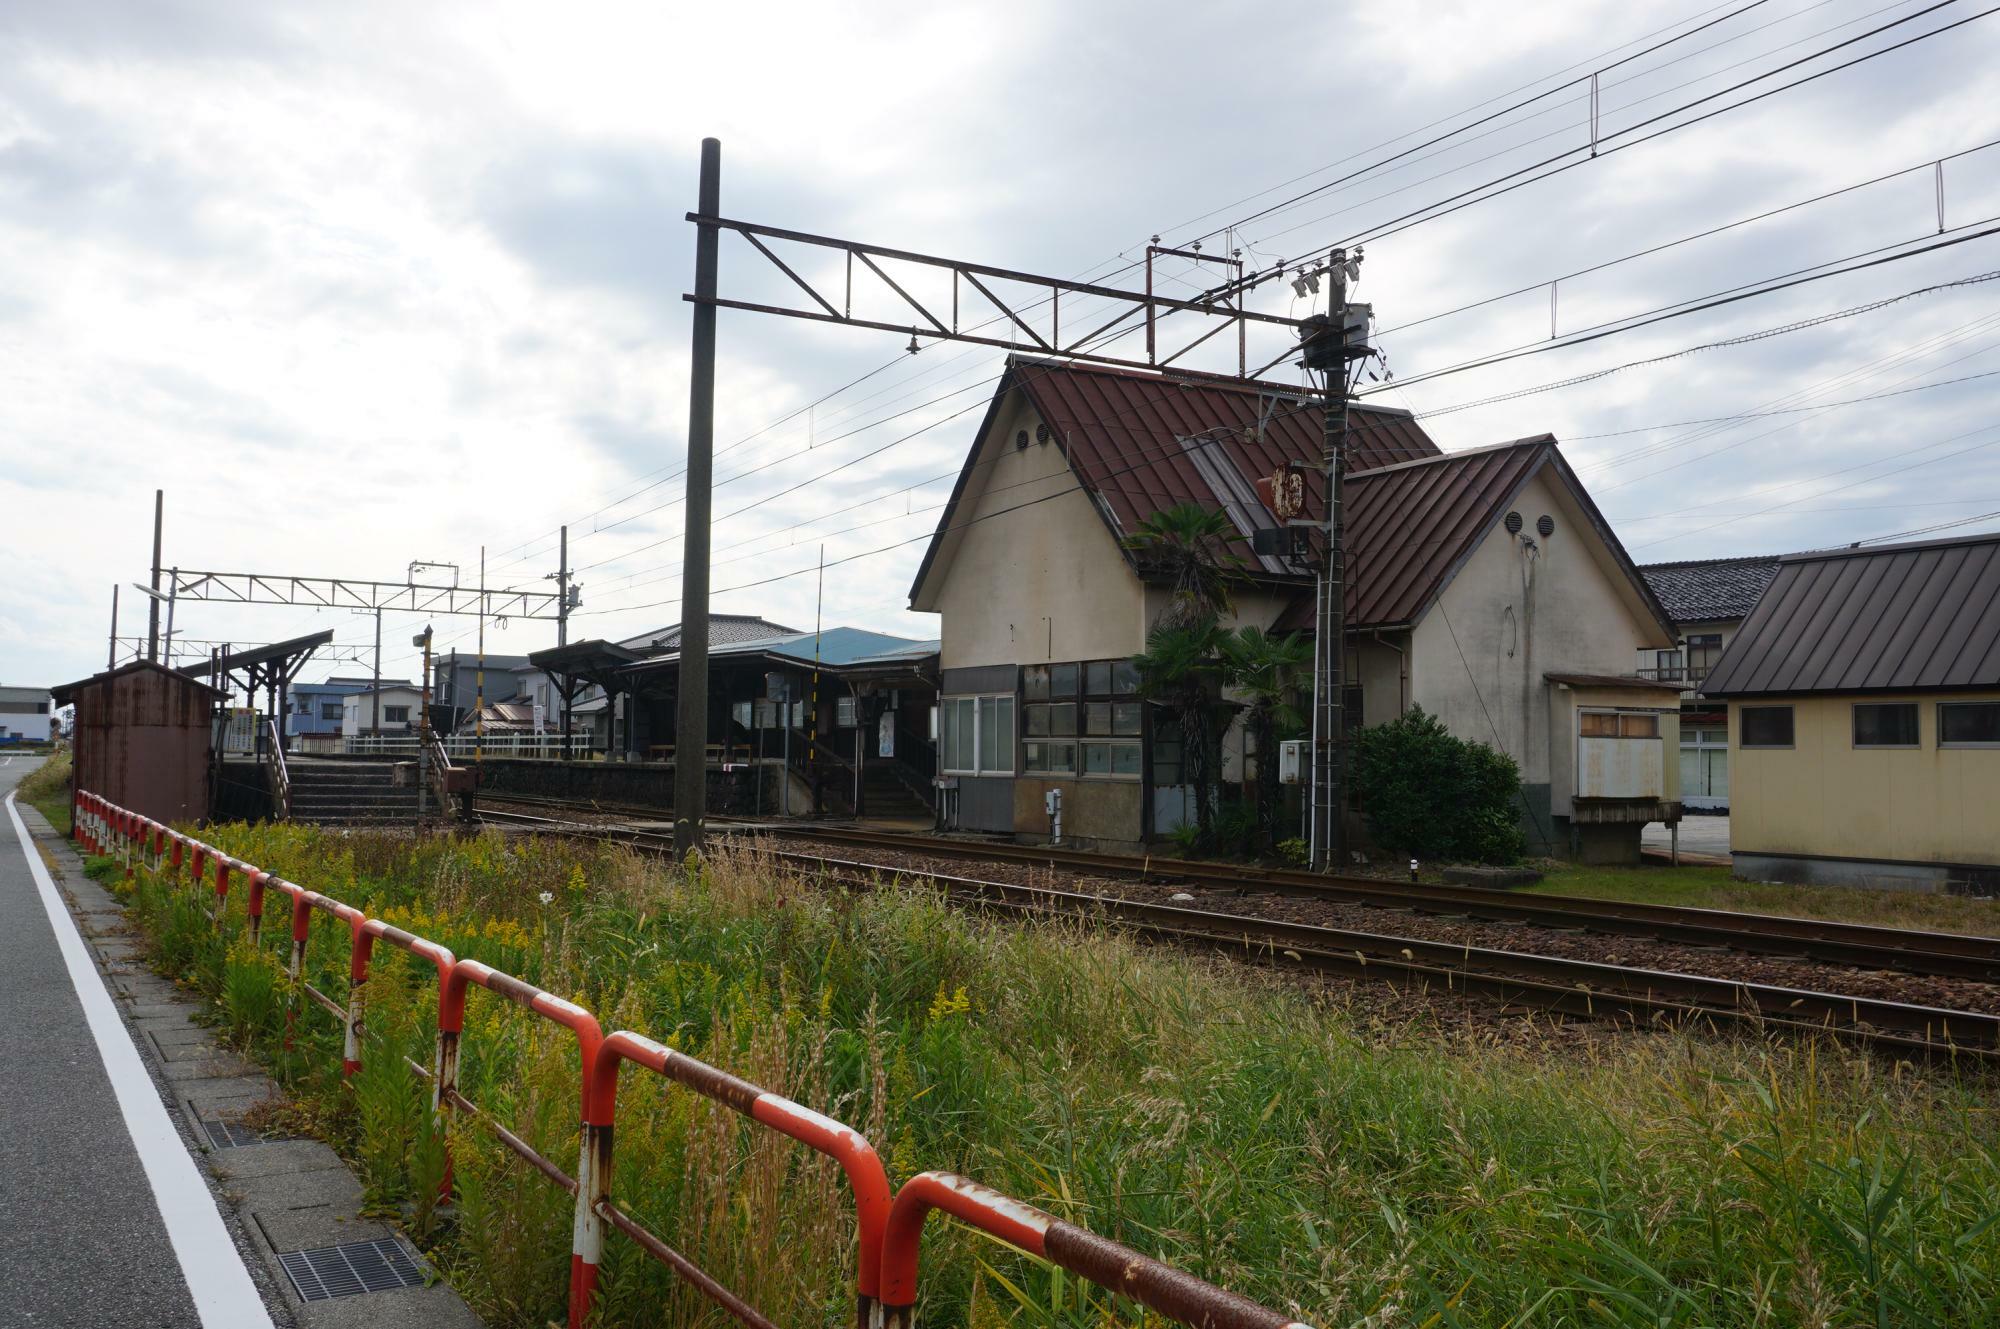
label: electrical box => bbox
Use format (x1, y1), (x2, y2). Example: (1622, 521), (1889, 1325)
(1278, 739), (1306, 785)
(1043, 788), (1062, 816)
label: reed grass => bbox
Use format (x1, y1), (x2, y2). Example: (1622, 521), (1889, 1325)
(105, 823), (2000, 1328)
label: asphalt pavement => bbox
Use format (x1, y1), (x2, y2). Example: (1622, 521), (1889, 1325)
(0, 756), (263, 1327)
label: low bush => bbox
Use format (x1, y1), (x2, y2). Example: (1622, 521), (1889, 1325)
(1353, 705), (1527, 864)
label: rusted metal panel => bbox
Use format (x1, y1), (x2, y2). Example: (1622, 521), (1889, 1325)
(53, 661), (216, 824)
(1703, 534), (2000, 696)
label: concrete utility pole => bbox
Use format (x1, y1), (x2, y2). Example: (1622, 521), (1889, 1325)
(1308, 249), (1366, 872)
(148, 490), (164, 662)
(107, 584), (120, 670)
(674, 137), (721, 855)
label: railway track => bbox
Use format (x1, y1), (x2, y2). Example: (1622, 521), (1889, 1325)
(473, 795), (2000, 984)
(474, 807), (2000, 1061)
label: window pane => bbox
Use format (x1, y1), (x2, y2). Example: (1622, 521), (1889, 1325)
(1854, 703), (1918, 748)
(950, 697), (976, 770)
(1110, 741), (1142, 775)
(978, 695), (1000, 773)
(1620, 714), (1659, 738)
(1086, 661), (1112, 696)
(1026, 704), (1050, 737)
(1085, 702), (1112, 736)
(1112, 659), (1140, 695)
(1940, 702), (2000, 746)
(1083, 741), (1111, 775)
(1740, 706), (1793, 748)
(1113, 702), (1142, 736)
(837, 696), (857, 728)
(1049, 702), (1077, 736)
(1024, 740), (1077, 774)
(1581, 711), (1619, 737)
(989, 697), (1015, 772)
(1050, 663), (1079, 697)
(1023, 666), (1050, 701)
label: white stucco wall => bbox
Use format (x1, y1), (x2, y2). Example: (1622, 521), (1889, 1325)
(1410, 468), (1672, 789)
(922, 392), (1150, 669)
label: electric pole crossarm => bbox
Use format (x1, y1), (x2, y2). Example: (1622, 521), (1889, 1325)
(165, 569), (562, 620)
(685, 212), (1301, 376)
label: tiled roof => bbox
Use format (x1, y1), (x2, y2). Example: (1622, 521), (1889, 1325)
(1639, 555), (1782, 624)
(1701, 534), (2000, 697)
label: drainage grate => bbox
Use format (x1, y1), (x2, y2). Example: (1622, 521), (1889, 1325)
(201, 1117), (266, 1150)
(278, 1238), (426, 1301)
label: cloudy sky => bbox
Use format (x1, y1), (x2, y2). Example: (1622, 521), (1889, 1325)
(4, 0), (1998, 691)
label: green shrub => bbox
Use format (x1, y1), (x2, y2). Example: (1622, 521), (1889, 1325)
(1353, 705), (1527, 864)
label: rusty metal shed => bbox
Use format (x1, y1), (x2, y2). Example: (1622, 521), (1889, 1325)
(52, 660), (218, 825)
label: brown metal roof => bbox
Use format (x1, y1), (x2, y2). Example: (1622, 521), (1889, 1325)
(1700, 533), (2000, 697)
(1544, 672), (1684, 692)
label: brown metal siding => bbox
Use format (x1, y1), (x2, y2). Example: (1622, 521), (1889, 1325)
(1701, 535), (2000, 697)
(59, 663), (214, 824)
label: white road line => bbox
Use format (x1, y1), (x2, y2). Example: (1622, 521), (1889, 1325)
(5, 793), (275, 1328)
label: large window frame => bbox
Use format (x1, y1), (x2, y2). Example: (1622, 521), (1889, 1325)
(1937, 701), (2000, 749)
(941, 694), (1014, 776)
(1581, 709), (1661, 739)
(1738, 705), (1794, 749)
(1024, 659), (1141, 780)
(1852, 701), (1920, 750)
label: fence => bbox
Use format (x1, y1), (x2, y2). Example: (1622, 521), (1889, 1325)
(292, 733), (605, 760)
(69, 789), (1309, 1329)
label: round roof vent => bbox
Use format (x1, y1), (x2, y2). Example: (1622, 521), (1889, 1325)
(1504, 510), (1523, 534)
(1015, 429), (1030, 451)
(1537, 514), (1555, 537)
(1036, 423), (1053, 444)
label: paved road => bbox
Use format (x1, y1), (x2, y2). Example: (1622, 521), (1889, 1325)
(0, 758), (269, 1327)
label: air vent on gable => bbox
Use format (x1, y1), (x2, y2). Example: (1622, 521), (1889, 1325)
(1537, 515), (1555, 537)
(1504, 511), (1523, 535)
(1015, 429), (1030, 451)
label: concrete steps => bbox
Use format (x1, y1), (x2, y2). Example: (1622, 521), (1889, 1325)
(287, 761), (421, 828)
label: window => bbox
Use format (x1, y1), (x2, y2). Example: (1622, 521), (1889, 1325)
(941, 695), (1013, 775)
(1739, 705), (1793, 748)
(320, 702), (343, 721)
(1939, 702), (2000, 748)
(1685, 633), (1723, 676)
(1023, 659), (1141, 779)
(1853, 702), (1919, 748)
(1654, 649), (1684, 681)
(383, 705), (412, 724)
(836, 696), (857, 728)
(1582, 710), (1660, 738)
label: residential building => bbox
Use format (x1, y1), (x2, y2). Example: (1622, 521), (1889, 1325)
(0, 685), (55, 743)
(287, 676), (377, 737)
(908, 356), (1682, 859)
(431, 651), (533, 729)
(340, 684), (425, 737)
(1700, 533), (2000, 892)
(1637, 555), (1783, 810)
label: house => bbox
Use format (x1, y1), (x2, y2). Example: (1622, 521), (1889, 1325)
(287, 676), (376, 737)
(1637, 555), (1783, 810)
(1699, 534), (2000, 892)
(431, 651), (533, 729)
(341, 684), (425, 737)
(907, 356), (1683, 859)
(51, 661), (217, 824)
(0, 685), (55, 743)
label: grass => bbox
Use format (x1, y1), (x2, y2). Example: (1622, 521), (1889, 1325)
(93, 819), (2000, 1329)
(14, 748), (72, 834)
(1530, 862), (2000, 936)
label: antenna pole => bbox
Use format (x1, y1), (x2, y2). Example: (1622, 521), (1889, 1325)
(148, 490), (164, 662)
(675, 137), (721, 855)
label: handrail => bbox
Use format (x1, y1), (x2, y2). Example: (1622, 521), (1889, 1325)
(422, 726), (455, 816)
(73, 789), (1315, 1329)
(265, 718), (292, 820)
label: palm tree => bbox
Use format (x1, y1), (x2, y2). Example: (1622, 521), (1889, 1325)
(1133, 619), (1232, 853)
(1124, 503), (1243, 629)
(1222, 626), (1310, 852)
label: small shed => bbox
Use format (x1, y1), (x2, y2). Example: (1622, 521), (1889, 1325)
(52, 661), (218, 825)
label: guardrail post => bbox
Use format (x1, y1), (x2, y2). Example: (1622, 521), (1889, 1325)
(122, 811), (134, 879)
(213, 858), (233, 927)
(286, 891), (311, 1052)
(344, 924), (375, 1078)
(245, 871), (267, 945)
(569, 1101), (610, 1329)
(170, 832), (185, 877)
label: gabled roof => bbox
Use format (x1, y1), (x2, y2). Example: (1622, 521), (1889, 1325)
(54, 659), (220, 705)
(1700, 533), (2000, 697)
(626, 625), (935, 671)
(1639, 555), (1783, 624)
(615, 615), (801, 656)
(910, 357), (1439, 601)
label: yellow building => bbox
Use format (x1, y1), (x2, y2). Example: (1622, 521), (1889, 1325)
(1701, 535), (2000, 892)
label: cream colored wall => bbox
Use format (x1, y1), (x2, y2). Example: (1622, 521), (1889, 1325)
(928, 393), (1149, 670)
(1730, 693), (2000, 865)
(1411, 468), (1673, 788)
(1547, 683), (1682, 810)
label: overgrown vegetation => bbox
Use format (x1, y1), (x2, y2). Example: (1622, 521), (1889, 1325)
(1353, 705), (1526, 864)
(94, 822), (2000, 1328)
(16, 748), (72, 832)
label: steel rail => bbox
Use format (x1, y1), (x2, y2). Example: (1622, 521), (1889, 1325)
(476, 810), (2000, 1059)
(474, 800), (2000, 981)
